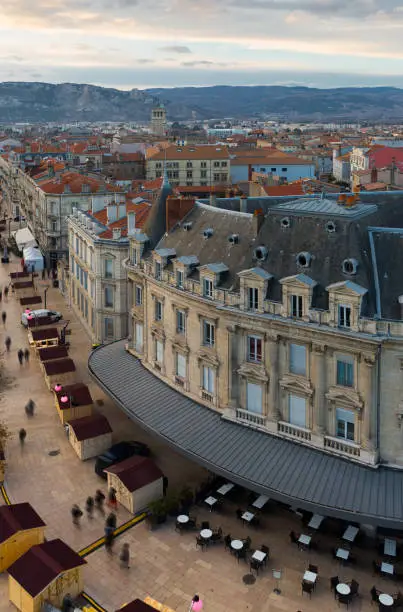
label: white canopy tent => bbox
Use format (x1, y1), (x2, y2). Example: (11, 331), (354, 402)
(22, 245), (44, 272)
(14, 227), (37, 250)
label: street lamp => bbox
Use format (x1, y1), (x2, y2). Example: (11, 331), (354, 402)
(44, 286), (49, 309)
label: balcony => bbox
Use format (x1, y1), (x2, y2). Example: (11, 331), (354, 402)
(277, 421), (312, 442)
(324, 435), (360, 458)
(175, 376), (185, 387)
(201, 390), (214, 403)
(236, 408), (266, 428)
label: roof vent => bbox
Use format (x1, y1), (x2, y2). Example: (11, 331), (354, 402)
(253, 245), (268, 261)
(183, 222), (193, 231)
(228, 234), (239, 244)
(325, 220), (336, 233)
(342, 258), (358, 275)
(280, 217), (290, 229)
(296, 251), (312, 268)
(203, 228), (214, 239)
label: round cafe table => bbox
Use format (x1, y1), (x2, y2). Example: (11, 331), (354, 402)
(231, 539), (244, 551)
(200, 529), (212, 539)
(379, 594), (394, 607)
(336, 583), (351, 596)
(177, 515), (189, 524)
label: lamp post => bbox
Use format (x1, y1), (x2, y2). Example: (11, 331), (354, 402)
(44, 286), (49, 309)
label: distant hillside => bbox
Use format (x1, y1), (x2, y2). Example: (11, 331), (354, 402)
(0, 82), (403, 122)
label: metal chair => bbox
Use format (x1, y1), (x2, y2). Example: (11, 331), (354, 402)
(301, 581), (314, 598)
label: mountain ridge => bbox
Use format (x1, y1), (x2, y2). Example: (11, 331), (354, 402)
(0, 82), (402, 122)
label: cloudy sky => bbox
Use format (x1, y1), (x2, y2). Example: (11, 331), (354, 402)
(1, 0), (403, 89)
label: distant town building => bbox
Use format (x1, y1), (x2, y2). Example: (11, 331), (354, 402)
(150, 105), (167, 137)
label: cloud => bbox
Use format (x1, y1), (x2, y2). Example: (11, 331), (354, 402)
(159, 45), (191, 54)
(137, 58), (155, 63)
(181, 60), (214, 66)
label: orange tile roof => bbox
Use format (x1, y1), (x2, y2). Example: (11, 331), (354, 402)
(263, 183), (305, 196)
(36, 171), (121, 195)
(97, 201), (152, 239)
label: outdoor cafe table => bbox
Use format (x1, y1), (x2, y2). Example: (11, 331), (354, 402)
(231, 539), (244, 551)
(303, 571), (317, 584)
(217, 483), (234, 496)
(252, 495), (269, 510)
(298, 534), (311, 548)
(336, 583), (351, 596)
(177, 515), (189, 524)
(200, 529), (213, 540)
(252, 550), (266, 563)
(308, 514), (324, 530)
(379, 594), (394, 607)
(336, 548), (350, 561)
(384, 538), (397, 557)
(242, 511), (255, 524)
(381, 562), (394, 576)
(342, 525), (359, 543)
(204, 496), (217, 511)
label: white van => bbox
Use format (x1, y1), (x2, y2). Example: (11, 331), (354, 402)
(21, 309), (62, 327)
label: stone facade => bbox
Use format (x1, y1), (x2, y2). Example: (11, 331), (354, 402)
(125, 196), (403, 468)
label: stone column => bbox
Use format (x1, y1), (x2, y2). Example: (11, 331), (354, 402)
(312, 343), (326, 433)
(226, 324), (239, 410)
(267, 334), (280, 420)
(360, 354), (376, 450)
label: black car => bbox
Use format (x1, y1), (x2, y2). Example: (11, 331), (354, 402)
(94, 440), (151, 479)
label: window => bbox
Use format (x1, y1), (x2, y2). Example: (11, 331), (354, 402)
(104, 286), (114, 308)
(260, 167), (265, 172)
(221, 173), (227, 181)
(336, 356), (354, 387)
(186, 181), (193, 186)
(290, 294), (303, 318)
(281, 167), (288, 172)
(288, 394), (307, 427)
(155, 300), (163, 321)
(271, 167), (276, 172)
(248, 287), (259, 310)
(246, 382), (263, 414)
(104, 259), (113, 279)
(200, 181), (207, 186)
(221, 161), (227, 167)
(336, 408), (355, 441)
(156, 340), (164, 364)
(338, 304), (351, 328)
(213, 161), (220, 167)
(176, 353), (186, 378)
(201, 161), (207, 168)
(203, 366), (215, 394)
(135, 285), (143, 306)
(75, 236), (79, 253)
(131, 248), (138, 266)
(203, 278), (213, 299)
(51, 220), (57, 232)
(104, 317), (114, 339)
(201, 170), (207, 178)
(135, 323), (143, 352)
(203, 320), (215, 347)
(176, 309), (186, 334)
(213, 173), (220, 181)
(289, 344), (306, 376)
(186, 162), (193, 168)
(248, 335), (262, 363)
(155, 261), (162, 280)
(176, 269), (184, 289)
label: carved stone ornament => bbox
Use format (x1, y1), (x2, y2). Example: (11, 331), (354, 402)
(325, 385), (363, 410)
(312, 343), (327, 354)
(279, 374), (314, 396)
(237, 362), (269, 382)
(197, 350), (220, 368)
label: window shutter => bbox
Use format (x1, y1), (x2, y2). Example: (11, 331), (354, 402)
(289, 394), (306, 427)
(246, 382), (263, 414)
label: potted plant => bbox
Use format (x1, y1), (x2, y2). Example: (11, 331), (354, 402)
(147, 498), (167, 529)
(165, 492), (180, 517)
(179, 485), (194, 512)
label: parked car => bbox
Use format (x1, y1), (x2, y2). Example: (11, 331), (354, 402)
(21, 309), (62, 327)
(95, 440), (151, 479)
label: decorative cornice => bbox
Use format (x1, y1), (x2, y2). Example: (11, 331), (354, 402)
(361, 353), (376, 367)
(280, 374), (313, 396)
(312, 342), (327, 354)
(237, 362), (269, 383)
(325, 385), (363, 410)
(171, 340), (190, 355)
(197, 350), (220, 368)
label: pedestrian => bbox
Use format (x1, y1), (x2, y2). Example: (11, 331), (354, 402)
(41, 268), (45, 280)
(19, 428), (26, 446)
(47, 268), (51, 279)
(163, 475), (168, 497)
(1, 311), (6, 326)
(5, 336), (11, 352)
(119, 543), (130, 569)
(24, 348), (30, 363)
(0, 289), (2, 302)
(17, 349), (24, 365)
(107, 487), (117, 510)
(105, 512), (117, 531)
(105, 531), (114, 554)
(71, 504), (83, 526)
(25, 399), (35, 417)
(4, 286), (8, 299)
(95, 489), (105, 514)
(86, 496), (94, 519)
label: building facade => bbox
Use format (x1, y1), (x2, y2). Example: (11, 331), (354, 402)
(150, 105), (167, 137)
(146, 145), (230, 187)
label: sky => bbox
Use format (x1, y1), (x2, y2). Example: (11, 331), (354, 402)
(1, 0), (403, 90)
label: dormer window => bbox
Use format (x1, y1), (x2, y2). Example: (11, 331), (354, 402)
(338, 304), (351, 328)
(203, 278), (213, 299)
(248, 287), (259, 311)
(290, 294), (303, 318)
(176, 269), (184, 289)
(155, 261), (162, 280)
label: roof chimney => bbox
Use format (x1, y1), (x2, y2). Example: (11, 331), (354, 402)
(107, 203), (118, 224)
(118, 201), (126, 220)
(240, 194), (247, 213)
(127, 211), (136, 236)
(112, 228), (122, 240)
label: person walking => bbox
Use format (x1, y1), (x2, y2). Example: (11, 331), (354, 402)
(17, 349), (24, 365)
(86, 496), (94, 520)
(19, 428), (26, 446)
(105, 530), (114, 554)
(0, 289), (2, 302)
(71, 504), (83, 526)
(1, 311), (6, 326)
(24, 348), (30, 363)
(25, 399), (35, 417)
(4, 286), (9, 299)
(5, 336), (11, 352)
(95, 489), (105, 514)
(119, 543), (130, 569)
(107, 487), (117, 510)
(105, 512), (117, 531)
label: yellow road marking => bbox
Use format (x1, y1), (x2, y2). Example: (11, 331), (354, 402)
(1, 484), (11, 505)
(78, 512), (147, 557)
(82, 591), (108, 612)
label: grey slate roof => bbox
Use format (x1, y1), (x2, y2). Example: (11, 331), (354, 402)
(89, 341), (403, 528)
(273, 197), (377, 218)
